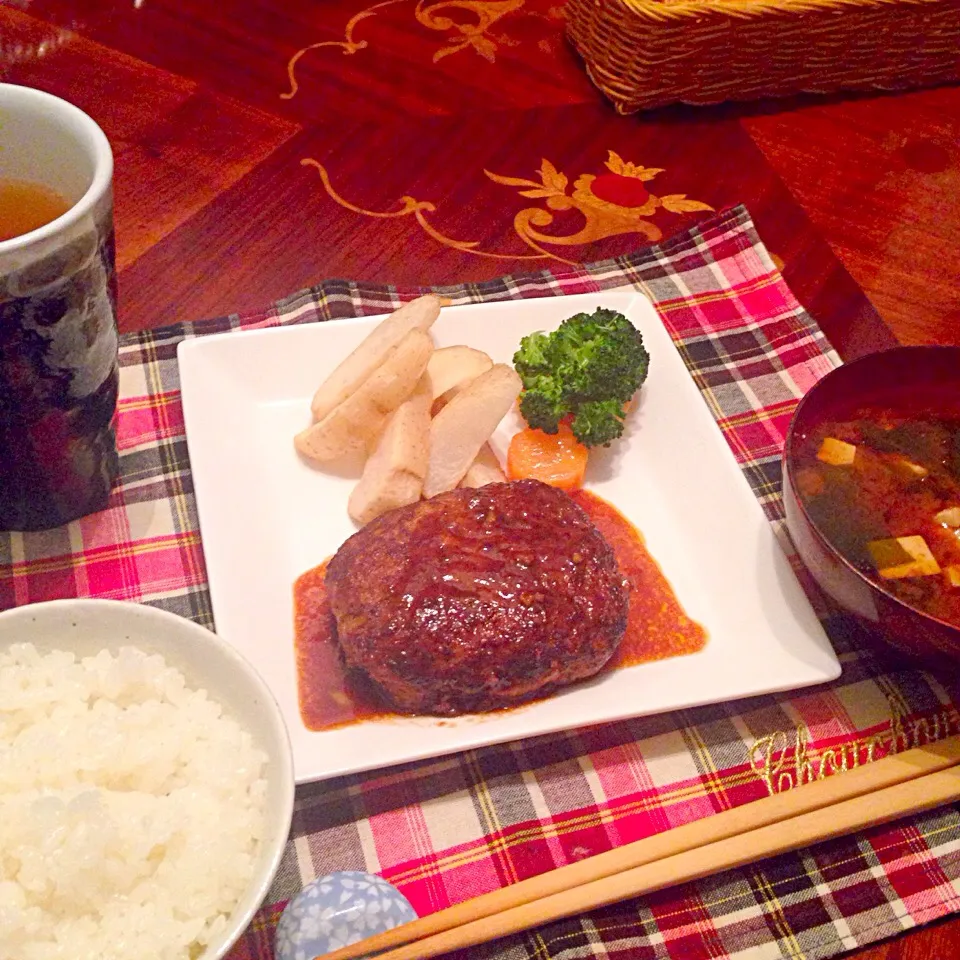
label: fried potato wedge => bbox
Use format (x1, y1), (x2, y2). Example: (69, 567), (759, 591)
(459, 443), (506, 488)
(310, 294), (441, 421)
(349, 375), (432, 525)
(427, 346), (493, 401)
(296, 329), (433, 463)
(424, 363), (522, 498)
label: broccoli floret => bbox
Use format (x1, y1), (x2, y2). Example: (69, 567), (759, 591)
(518, 388), (566, 436)
(513, 308), (650, 447)
(571, 399), (628, 448)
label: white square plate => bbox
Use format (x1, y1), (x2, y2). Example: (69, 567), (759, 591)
(178, 291), (839, 784)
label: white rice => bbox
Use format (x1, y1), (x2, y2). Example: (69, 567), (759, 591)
(0, 643), (269, 960)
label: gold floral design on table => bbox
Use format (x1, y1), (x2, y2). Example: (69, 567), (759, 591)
(282, 0), (406, 100)
(283, 0), (565, 98)
(418, 0), (525, 62)
(485, 151), (714, 259)
(301, 159), (542, 262)
(302, 151), (714, 264)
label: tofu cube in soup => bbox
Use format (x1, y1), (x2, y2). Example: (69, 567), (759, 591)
(936, 507), (960, 528)
(868, 535), (941, 580)
(817, 437), (857, 466)
(891, 458), (929, 479)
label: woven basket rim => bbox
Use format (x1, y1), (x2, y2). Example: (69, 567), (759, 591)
(613, 0), (946, 23)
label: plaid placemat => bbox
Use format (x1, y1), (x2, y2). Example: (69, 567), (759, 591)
(3, 204), (960, 960)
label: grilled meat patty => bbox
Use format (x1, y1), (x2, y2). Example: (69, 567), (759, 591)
(325, 479), (629, 715)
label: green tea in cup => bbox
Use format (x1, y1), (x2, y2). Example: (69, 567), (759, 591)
(0, 177), (72, 241)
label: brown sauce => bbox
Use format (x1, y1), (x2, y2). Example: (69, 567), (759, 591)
(293, 490), (707, 731)
(569, 490), (708, 667)
(293, 560), (390, 730)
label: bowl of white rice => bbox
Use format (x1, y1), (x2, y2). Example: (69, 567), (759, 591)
(0, 598), (295, 960)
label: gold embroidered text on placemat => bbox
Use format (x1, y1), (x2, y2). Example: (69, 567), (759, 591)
(751, 697), (960, 795)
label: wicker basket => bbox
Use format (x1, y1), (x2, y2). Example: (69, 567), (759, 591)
(565, 0), (960, 113)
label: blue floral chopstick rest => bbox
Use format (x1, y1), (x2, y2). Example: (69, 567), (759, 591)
(275, 870), (418, 960)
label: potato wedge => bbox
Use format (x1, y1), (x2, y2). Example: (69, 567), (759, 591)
(432, 362), (496, 417)
(310, 294), (441, 421)
(423, 363), (521, 498)
(427, 346), (493, 401)
(459, 443), (506, 488)
(296, 329), (433, 463)
(431, 382), (464, 416)
(349, 375), (432, 525)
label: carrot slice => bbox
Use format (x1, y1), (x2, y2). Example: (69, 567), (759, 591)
(507, 423), (589, 490)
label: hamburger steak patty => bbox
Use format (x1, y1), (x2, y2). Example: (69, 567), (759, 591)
(325, 479), (630, 715)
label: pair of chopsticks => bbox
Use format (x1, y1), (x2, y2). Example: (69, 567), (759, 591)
(318, 736), (960, 960)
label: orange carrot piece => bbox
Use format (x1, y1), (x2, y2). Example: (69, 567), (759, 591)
(507, 423), (589, 491)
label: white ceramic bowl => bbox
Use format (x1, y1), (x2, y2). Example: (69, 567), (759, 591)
(0, 598), (295, 959)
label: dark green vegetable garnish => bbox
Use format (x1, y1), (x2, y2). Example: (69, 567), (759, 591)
(804, 466), (890, 568)
(948, 429), (960, 481)
(512, 308), (650, 448)
(859, 420), (944, 465)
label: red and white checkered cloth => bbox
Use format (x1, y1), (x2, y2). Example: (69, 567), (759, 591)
(3, 205), (960, 960)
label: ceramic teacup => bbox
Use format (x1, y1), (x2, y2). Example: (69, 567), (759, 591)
(0, 83), (118, 531)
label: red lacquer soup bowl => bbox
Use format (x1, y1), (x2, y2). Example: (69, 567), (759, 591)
(782, 346), (960, 669)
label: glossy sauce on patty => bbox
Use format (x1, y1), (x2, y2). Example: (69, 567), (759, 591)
(294, 489), (706, 730)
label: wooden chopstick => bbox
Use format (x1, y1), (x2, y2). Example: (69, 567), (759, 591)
(379, 762), (960, 960)
(317, 736), (960, 960)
